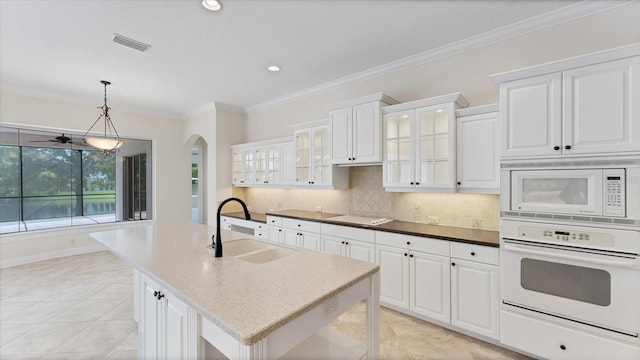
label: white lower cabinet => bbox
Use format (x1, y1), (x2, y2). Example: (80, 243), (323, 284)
(139, 272), (198, 359)
(501, 310), (640, 359)
(321, 224), (375, 262)
(375, 232), (451, 324)
(450, 242), (499, 340)
(282, 218), (322, 250)
(409, 250), (450, 323)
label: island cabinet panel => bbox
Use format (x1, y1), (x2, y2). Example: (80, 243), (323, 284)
(139, 273), (198, 359)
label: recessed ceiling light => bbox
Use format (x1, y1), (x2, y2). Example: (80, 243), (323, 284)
(267, 65), (281, 72)
(202, 0), (222, 11)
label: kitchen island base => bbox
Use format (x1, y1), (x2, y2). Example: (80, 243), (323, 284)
(200, 273), (380, 359)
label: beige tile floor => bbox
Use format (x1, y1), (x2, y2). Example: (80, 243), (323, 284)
(1, 251), (531, 359)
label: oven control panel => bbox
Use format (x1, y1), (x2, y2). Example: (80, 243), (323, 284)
(519, 226), (614, 247)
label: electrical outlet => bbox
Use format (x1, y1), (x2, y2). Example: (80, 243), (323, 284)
(472, 219), (482, 228)
(428, 216), (439, 225)
(324, 296), (338, 314)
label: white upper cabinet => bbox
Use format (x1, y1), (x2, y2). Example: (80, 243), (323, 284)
(292, 120), (348, 189)
(382, 93), (468, 192)
(327, 93), (399, 165)
(562, 57), (639, 155)
(456, 105), (500, 193)
(493, 44), (640, 160)
(231, 137), (293, 187)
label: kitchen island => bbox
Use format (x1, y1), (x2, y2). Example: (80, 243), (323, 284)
(90, 221), (380, 359)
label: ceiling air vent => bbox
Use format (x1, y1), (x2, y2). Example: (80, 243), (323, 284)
(112, 33), (150, 52)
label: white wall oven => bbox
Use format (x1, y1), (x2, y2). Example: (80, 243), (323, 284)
(501, 164), (640, 226)
(501, 220), (640, 347)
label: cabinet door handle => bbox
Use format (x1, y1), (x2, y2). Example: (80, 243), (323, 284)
(153, 290), (159, 297)
(457, 181), (461, 186)
(157, 293), (165, 300)
(451, 262), (456, 266)
(415, 182), (420, 185)
(565, 145), (572, 150)
(345, 241), (349, 245)
(560, 345), (567, 350)
(406, 241), (411, 245)
(341, 241), (345, 244)
(404, 253), (408, 257)
(471, 252), (476, 256)
(409, 254), (413, 258)
(410, 182), (414, 185)
(278, 229), (282, 232)
(553, 146), (560, 151)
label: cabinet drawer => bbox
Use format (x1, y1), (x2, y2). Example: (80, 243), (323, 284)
(375, 231), (449, 256)
(450, 242), (499, 265)
(501, 310), (640, 360)
(266, 216), (282, 226)
(282, 218), (322, 233)
(321, 224), (374, 243)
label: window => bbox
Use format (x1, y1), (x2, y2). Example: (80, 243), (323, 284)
(0, 126), (152, 234)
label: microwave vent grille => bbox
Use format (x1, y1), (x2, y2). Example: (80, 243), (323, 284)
(501, 211), (640, 227)
(501, 158), (640, 169)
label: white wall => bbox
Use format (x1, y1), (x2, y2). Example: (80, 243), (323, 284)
(0, 91), (190, 267)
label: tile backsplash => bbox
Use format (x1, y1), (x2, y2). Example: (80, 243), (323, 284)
(243, 166), (499, 231)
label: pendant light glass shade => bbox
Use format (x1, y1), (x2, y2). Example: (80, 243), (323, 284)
(83, 80), (123, 153)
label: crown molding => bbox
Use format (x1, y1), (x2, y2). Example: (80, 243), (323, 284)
(245, 0), (630, 114)
(382, 93), (468, 113)
(456, 104), (499, 117)
(491, 42), (640, 84)
(326, 93), (399, 111)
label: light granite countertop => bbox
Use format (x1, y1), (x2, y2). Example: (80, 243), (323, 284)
(90, 221), (379, 345)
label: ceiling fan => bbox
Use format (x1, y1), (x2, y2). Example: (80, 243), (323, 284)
(28, 133), (88, 147)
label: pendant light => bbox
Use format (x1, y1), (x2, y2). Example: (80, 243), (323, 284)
(83, 80), (123, 153)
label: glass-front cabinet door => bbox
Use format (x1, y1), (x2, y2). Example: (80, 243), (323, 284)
(242, 148), (255, 184)
(295, 130), (311, 184)
(294, 125), (333, 186)
(384, 111), (413, 187)
(231, 148), (244, 185)
(254, 148), (267, 184)
(266, 145), (281, 184)
(383, 100), (458, 191)
(415, 104), (454, 188)
(313, 127), (331, 185)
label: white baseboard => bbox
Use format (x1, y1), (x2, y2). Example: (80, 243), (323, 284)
(0, 244), (107, 269)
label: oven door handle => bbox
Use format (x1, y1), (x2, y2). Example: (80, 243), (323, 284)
(503, 243), (639, 268)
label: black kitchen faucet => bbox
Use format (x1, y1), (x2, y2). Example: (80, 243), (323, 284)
(212, 197), (251, 258)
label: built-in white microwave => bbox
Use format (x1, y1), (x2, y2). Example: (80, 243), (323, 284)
(501, 166), (640, 223)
